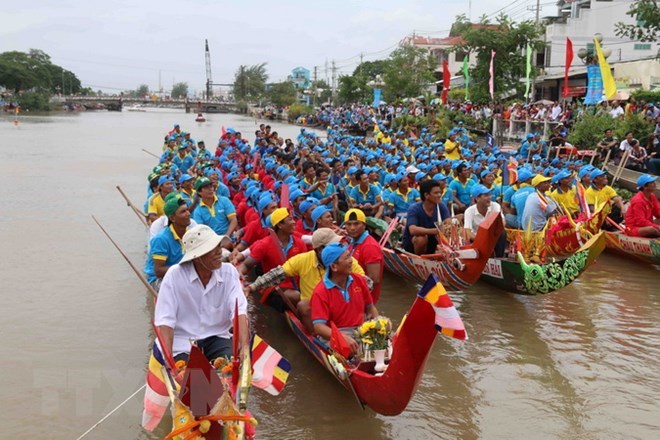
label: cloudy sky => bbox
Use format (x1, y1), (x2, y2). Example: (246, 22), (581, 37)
(2, 0), (547, 94)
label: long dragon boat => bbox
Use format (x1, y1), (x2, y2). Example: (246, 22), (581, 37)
(605, 163), (660, 199)
(381, 212), (504, 290)
(603, 231), (660, 265)
(480, 231), (606, 295)
(283, 274), (456, 416)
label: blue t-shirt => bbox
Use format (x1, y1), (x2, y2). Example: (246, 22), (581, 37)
(173, 154), (195, 174)
(310, 183), (337, 208)
(145, 226), (185, 283)
(448, 179), (476, 205)
(192, 196), (236, 235)
(388, 188), (421, 214)
(215, 181), (230, 198)
(349, 184), (382, 205)
(402, 202), (450, 252)
(511, 186), (536, 227)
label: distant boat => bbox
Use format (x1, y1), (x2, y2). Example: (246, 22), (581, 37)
(195, 112), (206, 122)
(126, 104), (146, 112)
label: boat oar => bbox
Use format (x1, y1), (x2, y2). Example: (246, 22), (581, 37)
(612, 150), (630, 186)
(91, 215), (157, 300)
(116, 186), (148, 227)
(142, 148), (160, 159)
(605, 217), (626, 233)
(601, 148), (612, 170)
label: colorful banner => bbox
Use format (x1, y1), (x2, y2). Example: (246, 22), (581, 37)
(372, 88), (382, 107)
(563, 38), (574, 98)
(489, 50), (495, 100)
(441, 59), (450, 104)
(584, 64), (603, 105)
(462, 56), (469, 100)
(525, 44), (532, 99)
(594, 37), (617, 100)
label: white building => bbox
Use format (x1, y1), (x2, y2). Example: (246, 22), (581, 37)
(542, 0), (658, 75)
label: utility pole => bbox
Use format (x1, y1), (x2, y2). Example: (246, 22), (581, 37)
(331, 60), (337, 105)
(325, 60), (329, 85)
(313, 66), (318, 107)
(535, 0), (540, 24)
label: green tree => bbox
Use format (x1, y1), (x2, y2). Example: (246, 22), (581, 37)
(233, 63), (268, 101)
(615, 0), (659, 47)
(382, 45), (436, 101)
(136, 84), (149, 97)
(0, 51), (43, 93)
(451, 15), (545, 102)
(171, 82), (188, 99)
(311, 79), (332, 104)
(337, 60), (388, 104)
(266, 81), (298, 107)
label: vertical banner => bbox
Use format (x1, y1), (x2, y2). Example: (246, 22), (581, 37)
(584, 64), (603, 105)
(441, 59), (450, 104)
(372, 88), (382, 107)
(462, 56), (470, 101)
(525, 44), (532, 99)
(489, 50), (496, 100)
(594, 38), (617, 100)
(563, 38), (574, 99)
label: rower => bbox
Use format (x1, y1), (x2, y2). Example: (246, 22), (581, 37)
(154, 224), (249, 363)
(448, 162), (475, 214)
(311, 243), (379, 356)
(145, 194), (192, 291)
(521, 175), (558, 232)
(343, 209), (384, 303)
(237, 208), (307, 310)
(191, 177), (239, 238)
(550, 170), (579, 217)
(463, 184), (506, 257)
(624, 174), (660, 237)
(586, 169), (625, 227)
(348, 169), (384, 218)
(402, 179), (453, 255)
(245, 228), (367, 333)
(147, 175), (175, 223)
(311, 205), (335, 230)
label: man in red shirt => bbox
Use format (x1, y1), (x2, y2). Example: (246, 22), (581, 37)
(238, 208), (307, 309)
(311, 243), (379, 356)
(343, 209), (384, 303)
(625, 174), (660, 237)
(234, 195), (278, 254)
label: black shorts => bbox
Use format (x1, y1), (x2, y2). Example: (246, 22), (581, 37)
(173, 335), (232, 363)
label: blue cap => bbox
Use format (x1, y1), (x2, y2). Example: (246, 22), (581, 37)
(578, 166), (593, 179)
(311, 206), (331, 227)
(480, 169), (494, 179)
(636, 174), (657, 190)
(518, 168), (533, 182)
(590, 169), (606, 180)
(526, 133), (534, 140)
(299, 199), (317, 214)
(347, 166), (358, 175)
(432, 173), (448, 181)
(532, 155), (541, 161)
(257, 195), (276, 212)
(471, 184), (492, 199)
(178, 174), (193, 184)
(321, 242), (348, 268)
(551, 170), (572, 184)
(289, 189), (304, 203)
(158, 175), (173, 186)
(415, 171), (427, 182)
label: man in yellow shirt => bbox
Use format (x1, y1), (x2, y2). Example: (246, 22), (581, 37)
(245, 228), (366, 332)
(586, 169), (625, 225)
(147, 176), (175, 223)
(550, 170), (579, 217)
(444, 130), (462, 160)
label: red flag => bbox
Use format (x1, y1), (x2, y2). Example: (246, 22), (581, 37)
(563, 38), (573, 98)
(329, 322), (351, 359)
(221, 125), (227, 138)
(441, 59), (450, 104)
(232, 300), (240, 387)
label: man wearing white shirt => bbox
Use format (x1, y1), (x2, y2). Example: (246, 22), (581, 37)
(619, 131), (638, 153)
(464, 184), (506, 256)
(609, 101), (624, 119)
(154, 224), (249, 362)
(550, 102), (562, 121)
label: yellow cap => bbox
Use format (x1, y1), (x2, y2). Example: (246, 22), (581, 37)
(270, 207), (290, 227)
(532, 174), (551, 186)
(344, 208), (366, 223)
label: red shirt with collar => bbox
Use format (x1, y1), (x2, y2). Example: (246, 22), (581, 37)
(349, 232), (384, 303)
(625, 191), (660, 235)
(311, 274), (373, 329)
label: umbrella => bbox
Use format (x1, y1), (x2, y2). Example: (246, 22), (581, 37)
(608, 90), (630, 101)
(534, 99), (554, 105)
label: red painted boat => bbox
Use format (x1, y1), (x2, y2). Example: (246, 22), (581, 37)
(284, 275), (447, 416)
(382, 212), (504, 290)
(603, 231), (660, 265)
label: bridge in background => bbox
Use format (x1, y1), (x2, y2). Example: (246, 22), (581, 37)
(63, 96), (239, 113)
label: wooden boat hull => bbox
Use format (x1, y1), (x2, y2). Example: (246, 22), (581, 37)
(480, 231), (606, 295)
(382, 212), (504, 290)
(284, 282), (439, 416)
(544, 203), (610, 256)
(605, 163), (660, 199)
(603, 231), (660, 265)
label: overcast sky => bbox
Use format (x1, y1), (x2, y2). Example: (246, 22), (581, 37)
(2, 0), (546, 94)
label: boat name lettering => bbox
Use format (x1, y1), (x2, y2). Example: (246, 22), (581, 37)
(619, 236), (652, 255)
(483, 259), (503, 279)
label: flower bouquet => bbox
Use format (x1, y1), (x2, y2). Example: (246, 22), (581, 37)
(357, 316), (392, 371)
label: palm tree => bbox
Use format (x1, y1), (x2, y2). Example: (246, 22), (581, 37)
(233, 63), (268, 101)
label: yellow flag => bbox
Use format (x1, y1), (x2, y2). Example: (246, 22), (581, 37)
(594, 38), (616, 100)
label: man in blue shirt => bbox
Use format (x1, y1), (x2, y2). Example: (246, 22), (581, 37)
(145, 194), (191, 291)
(402, 179), (451, 255)
(349, 169), (384, 218)
(448, 162), (475, 214)
(522, 175), (558, 231)
(172, 143), (195, 174)
(511, 179), (538, 229)
(388, 172), (420, 219)
(192, 177), (238, 237)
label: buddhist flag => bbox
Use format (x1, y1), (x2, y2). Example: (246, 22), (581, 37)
(142, 342), (171, 431)
(251, 334), (291, 395)
(594, 37), (616, 100)
(563, 38), (574, 98)
(417, 274), (467, 340)
(462, 56), (470, 100)
(441, 59), (450, 104)
(489, 50), (496, 100)
(576, 182), (591, 216)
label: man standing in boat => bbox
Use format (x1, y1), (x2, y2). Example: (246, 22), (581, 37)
(155, 224), (249, 362)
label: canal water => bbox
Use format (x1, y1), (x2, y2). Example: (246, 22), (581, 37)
(1, 111), (658, 439)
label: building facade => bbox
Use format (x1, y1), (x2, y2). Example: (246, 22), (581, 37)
(288, 67), (311, 91)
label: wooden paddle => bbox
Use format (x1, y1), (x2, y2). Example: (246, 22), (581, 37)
(116, 186), (148, 227)
(142, 148), (160, 159)
(612, 150), (630, 186)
